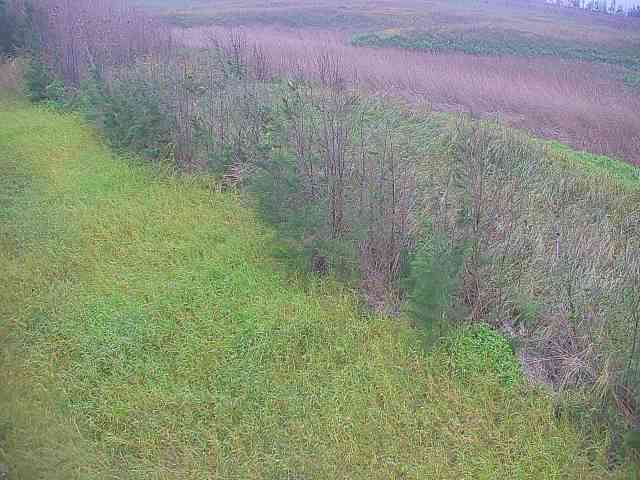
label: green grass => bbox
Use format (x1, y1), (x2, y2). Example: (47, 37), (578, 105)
(546, 141), (640, 188)
(352, 29), (640, 70)
(0, 97), (628, 478)
(624, 72), (640, 90)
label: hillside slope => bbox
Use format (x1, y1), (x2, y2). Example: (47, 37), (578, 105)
(0, 97), (623, 478)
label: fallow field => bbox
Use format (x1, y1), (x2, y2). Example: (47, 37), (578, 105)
(164, 0), (640, 163)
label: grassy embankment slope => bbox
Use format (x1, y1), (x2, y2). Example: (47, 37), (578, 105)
(0, 94), (625, 478)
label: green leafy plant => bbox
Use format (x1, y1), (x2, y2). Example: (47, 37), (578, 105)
(624, 73), (640, 90)
(97, 73), (174, 160)
(23, 55), (55, 102)
(439, 324), (523, 388)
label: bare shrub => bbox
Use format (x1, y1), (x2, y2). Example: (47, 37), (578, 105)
(0, 57), (22, 92)
(179, 26), (640, 164)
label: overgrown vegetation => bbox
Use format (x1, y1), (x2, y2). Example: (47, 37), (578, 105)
(4, 0), (640, 472)
(176, 25), (640, 163)
(352, 29), (640, 70)
(0, 0), (18, 56)
(439, 324), (523, 388)
(0, 57), (22, 93)
(625, 72), (640, 90)
(166, 8), (385, 29)
(2, 97), (626, 479)
(424, 119), (640, 426)
(0, 0), (37, 57)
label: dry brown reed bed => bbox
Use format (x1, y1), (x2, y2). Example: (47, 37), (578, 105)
(177, 25), (640, 164)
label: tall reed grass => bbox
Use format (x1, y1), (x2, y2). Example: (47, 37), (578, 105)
(178, 26), (640, 164)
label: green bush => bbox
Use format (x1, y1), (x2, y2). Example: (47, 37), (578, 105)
(248, 146), (340, 273)
(404, 219), (466, 338)
(91, 73), (175, 160)
(439, 324), (523, 388)
(23, 55), (55, 102)
(624, 430), (640, 462)
(624, 73), (640, 90)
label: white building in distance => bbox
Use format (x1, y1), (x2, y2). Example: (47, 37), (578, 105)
(546, 0), (640, 14)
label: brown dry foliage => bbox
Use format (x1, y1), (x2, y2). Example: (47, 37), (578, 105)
(0, 58), (23, 93)
(178, 26), (640, 164)
(422, 118), (640, 423)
